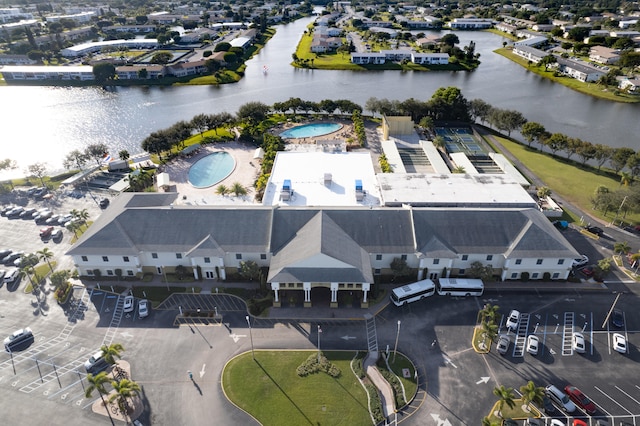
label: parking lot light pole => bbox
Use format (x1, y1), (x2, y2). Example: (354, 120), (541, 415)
(602, 292), (623, 329)
(246, 315), (255, 360)
(317, 325), (322, 363)
(393, 320), (401, 362)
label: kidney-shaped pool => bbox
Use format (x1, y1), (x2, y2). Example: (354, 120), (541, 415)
(188, 152), (236, 189)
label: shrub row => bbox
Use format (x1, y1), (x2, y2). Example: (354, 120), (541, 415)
(365, 383), (385, 424)
(296, 352), (341, 378)
(352, 351), (366, 379)
(352, 110), (366, 147)
(376, 359), (406, 408)
(379, 154), (392, 172)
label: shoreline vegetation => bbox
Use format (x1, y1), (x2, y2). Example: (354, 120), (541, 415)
(494, 47), (640, 103)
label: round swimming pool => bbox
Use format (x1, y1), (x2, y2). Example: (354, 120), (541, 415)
(279, 122), (343, 139)
(188, 152), (235, 189)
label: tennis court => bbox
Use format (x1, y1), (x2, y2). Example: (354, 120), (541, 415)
(435, 127), (487, 155)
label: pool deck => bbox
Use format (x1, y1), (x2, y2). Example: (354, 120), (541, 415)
(161, 142), (259, 206)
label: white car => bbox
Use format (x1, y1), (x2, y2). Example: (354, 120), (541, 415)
(572, 332), (586, 353)
(526, 335), (539, 355)
(497, 335), (510, 355)
(123, 295), (134, 313)
(138, 299), (149, 318)
(506, 310), (520, 330)
(613, 333), (627, 353)
(572, 254), (589, 268)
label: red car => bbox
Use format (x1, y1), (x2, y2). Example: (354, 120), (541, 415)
(39, 226), (54, 238)
(564, 385), (596, 414)
(581, 266), (595, 278)
(573, 420), (588, 426)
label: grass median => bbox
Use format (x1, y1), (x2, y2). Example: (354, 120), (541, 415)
(222, 350), (371, 426)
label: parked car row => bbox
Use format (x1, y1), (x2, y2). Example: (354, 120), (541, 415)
(123, 294), (149, 319)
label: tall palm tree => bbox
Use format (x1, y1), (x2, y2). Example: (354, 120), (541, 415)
(67, 221), (80, 237)
(86, 371), (115, 426)
(19, 264), (36, 289)
(482, 320), (499, 343)
(108, 378), (141, 416)
(493, 385), (516, 418)
(37, 247), (54, 272)
(78, 208), (90, 224)
(614, 241), (631, 255)
(519, 380), (545, 408)
(100, 343), (125, 366)
(480, 303), (500, 324)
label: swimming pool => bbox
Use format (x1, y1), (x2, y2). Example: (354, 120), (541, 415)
(279, 122), (343, 139)
(188, 152), (235, 189)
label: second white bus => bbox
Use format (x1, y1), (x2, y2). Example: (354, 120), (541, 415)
(390, 279), (436, 306)
(436, 278), (484, 297)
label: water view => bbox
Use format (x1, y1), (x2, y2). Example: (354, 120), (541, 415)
(0, 16), (638, 180)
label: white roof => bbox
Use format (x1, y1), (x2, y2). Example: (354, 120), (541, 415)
(0, 65), (93, 73)
(262, 152), (381, 207)
(376, 173), (536, 208)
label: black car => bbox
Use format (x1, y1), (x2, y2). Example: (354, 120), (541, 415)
(611, 309), (624, 328)
(585, 225), (604, 236)
(99, 198), (110, 209)
(2, 251), (23, 265)
(542, 396), (556, 415)
(0, 249), (12, 259)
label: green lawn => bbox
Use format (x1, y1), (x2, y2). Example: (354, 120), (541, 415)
(222, 351), (371, 426)
(489, 135), (640, 225)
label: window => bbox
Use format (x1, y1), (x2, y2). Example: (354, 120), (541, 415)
(532, 272), (539, 279)
(401, 254), (407, 260)
(515, 259), (522, 265)
(107, 270), (113, 276)
(127, 270), (134, 276)
(87, 270), (94, 276)
(536, 259), (543, 265)
(102, 256), (109, 262)
(557, 259), (564, 265)
(151, 253), (158, 259)
(552, 272), (560, 279)
(81, 256), (88, 262)
(376, 254), (382, 261)
(433, 259), (440, 265)
(374, 268), (381, 275)
(204, 257), (211, 264)
(486, 255), (493, 261)
(236, 253), (242, 260)
(461, 255), (468, 261)
(123, 256), (129, 262)
(176, 253), (182, 259)
(511, 272), (518, 279)
(260, 254), (267, 260)
(459, 269), (465, 275)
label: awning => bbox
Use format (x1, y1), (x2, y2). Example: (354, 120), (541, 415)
(253, 147), (264, 159)
(157, 172), (170, 187)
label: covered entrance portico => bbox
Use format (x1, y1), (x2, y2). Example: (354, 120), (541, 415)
(270, 281), (372, 308)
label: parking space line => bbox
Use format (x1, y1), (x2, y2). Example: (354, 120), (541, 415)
(615, 385), (640, 407)
(589, 312), (593, 356)
(594, 385), (633, 415)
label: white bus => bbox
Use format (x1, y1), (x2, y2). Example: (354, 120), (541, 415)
(390, 279), (435, 306)
(436, 278), (484, 297)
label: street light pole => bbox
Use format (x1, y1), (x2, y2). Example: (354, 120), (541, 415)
(317, 325), (322, 363)
(246, 315), (255, 360)
(393, 320), (401, 362)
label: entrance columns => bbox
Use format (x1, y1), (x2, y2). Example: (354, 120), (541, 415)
(303, 282), (312, 308)
(361, 282), (370, 308)
(330, 282), (339, 308)
(271, 282), (280, 307)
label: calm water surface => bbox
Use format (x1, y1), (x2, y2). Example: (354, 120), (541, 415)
(0, 16), (638, 179)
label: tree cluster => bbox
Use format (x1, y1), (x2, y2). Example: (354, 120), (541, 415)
(351, 109), (366, 147)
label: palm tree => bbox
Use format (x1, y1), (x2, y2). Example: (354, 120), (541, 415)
(19, 264), (36, 289)
(67, 221), (80, 237)
(620, 171), (632, 187)
(480, 303), (500, 324)
(481, 320), (499, 343)
(614, 241), (631, 255)
(100, 343), (125, 366)
(37, 247), (54, 272)
(215, 184), (229, 196)
(78, 208), (90, 224)
(493, 385), (516, 417)
(231, 182), (247, 196)
(536, 186), (551, 199)
(433, 135), (446, 149)
(519, 380), (545, 409)
(86, 371), (115, 426)
(108, 378), (141, 417)
(452, 166), (466, 174)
